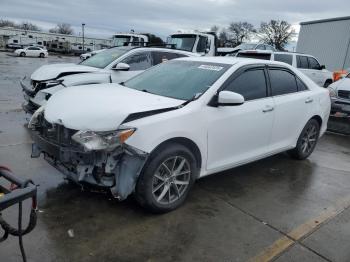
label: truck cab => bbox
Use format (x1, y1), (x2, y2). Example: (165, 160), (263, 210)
(167, 32), (217, 56)
(112, 33), (149, 47)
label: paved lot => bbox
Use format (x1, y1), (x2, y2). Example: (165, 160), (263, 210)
(0, 51), (350, 261)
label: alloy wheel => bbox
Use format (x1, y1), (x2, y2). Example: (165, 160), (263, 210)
(301, 123), (318, 155)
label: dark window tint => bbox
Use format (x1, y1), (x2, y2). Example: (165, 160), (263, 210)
(196, 36), (207, 52)
(269, 69), (298, 96)
(13, 40), (18, 43)
(225, 69), (267, 101)
(256, 44), (265, 50)
(237, 52), (271, 60)
(297, 55), (308, 69)
(296, 77), (308, 91)
(307, 57), (320, 70)
(121, 52), (152, 71)
(152, 51), (186, 65)
(274, 54), (293, 65)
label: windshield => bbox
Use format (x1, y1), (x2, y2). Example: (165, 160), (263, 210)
(238, 43), (256, 50)
(124, 60), (231, 100)
(113, 36), (131, 46)
(167, 35), (196, 52)
(80, 47), (131, 69)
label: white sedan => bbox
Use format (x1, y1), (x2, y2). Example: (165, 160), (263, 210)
(29, 57), (330, 213)
(15, 46), (48, 58)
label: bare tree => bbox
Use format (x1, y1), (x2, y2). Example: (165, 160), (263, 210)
(17, 22), (40, 31)
(259, 20), (294, 50)
(218, 29), (228, 47)
(0, 19), (16, 27)
(228, 22), (256, 46)
(49, 23), (74, 35)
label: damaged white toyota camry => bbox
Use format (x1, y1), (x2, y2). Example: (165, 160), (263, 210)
(29, 57), (330, 213)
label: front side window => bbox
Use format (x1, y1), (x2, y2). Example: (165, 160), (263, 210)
(80, 47), (131, 69)
(225, 69), (267, 101)
(307, 57), (321, 70)
(121, 52), (152, 71)
(297, 55), (308, 69)
(124, 60), (230, 100)
(269, 69), (298, 96)
(274, 54), (293, 65)
(196, 36), (208, 52)
(151, 51), (186, 65)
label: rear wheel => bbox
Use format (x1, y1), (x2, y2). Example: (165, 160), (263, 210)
(20, 52), (26, 57)
(39, 53), (45, 58)
(135, 143), (197, 213)
(288, 119), (320, 160)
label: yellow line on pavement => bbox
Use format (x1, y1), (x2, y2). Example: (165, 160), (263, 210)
(249, 195), (350, 262)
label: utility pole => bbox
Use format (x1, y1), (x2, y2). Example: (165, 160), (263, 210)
(82, 23), (85, 53)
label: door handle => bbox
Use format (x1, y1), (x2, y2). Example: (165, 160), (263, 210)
(262, 106), (274, 113)
(305, 97), (314, 103)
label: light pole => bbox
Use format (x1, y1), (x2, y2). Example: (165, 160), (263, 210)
(82, 23), (85, 53)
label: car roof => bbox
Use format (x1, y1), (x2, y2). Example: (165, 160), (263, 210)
(178, 56), (293, 68)
(107, 46), (200, 56)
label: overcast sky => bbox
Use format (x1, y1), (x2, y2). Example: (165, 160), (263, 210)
(1, 0), (350, 39)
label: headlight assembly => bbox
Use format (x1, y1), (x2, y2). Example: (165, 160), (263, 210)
(72, 126), (136, 151)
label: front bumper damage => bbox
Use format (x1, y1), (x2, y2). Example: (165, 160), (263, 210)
(31, 131), (149, 200)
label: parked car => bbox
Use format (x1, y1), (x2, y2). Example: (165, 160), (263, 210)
(236, 50), (333, 87)
(80, 49), (106, 61)
(21, 46), (198, 114)
(328, 72), (350, 114)
(224, 43), (276, 56)
(29, 57), (330, 213)
(14, 46), (48, 58)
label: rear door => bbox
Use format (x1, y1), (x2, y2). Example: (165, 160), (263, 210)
(268, 67), (313, 150)
(206, 66), (275, 171)
(307, 56), (325, 86)
(111, 51), (152, 83)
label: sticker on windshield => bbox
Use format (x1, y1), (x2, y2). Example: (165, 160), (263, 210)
(198, 65), (224, 71)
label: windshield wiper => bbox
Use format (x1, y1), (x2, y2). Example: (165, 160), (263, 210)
(181, 92), (202, 106)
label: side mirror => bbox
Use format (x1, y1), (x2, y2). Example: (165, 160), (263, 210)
(113, 63), (130, 71)
(217, 91), (244, 106)
(319, 65), (326, 70)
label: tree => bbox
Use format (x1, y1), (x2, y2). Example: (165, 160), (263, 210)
(228, 22), (256, 46)
(17, 22), (40, 31)
(259, 20), (294, 50)
(218, 29), (228, 47)
(0, 19), (16, 28)
(210, 25), (219, 35)
(49, 23), (74, 35)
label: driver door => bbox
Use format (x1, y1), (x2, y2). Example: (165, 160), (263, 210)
(110, 51), (152, 83)
(206, 66), (275, 172)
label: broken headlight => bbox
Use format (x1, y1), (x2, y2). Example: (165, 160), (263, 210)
(72, 127), (136, 151)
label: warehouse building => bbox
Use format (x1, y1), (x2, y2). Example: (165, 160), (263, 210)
(297, 16), (350, 71)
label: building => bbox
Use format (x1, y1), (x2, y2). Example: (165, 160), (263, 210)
(0, 27), (112, 52)
(297, 16), (350, 71)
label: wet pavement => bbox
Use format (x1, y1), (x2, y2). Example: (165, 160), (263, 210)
(0, 51), (350, 261)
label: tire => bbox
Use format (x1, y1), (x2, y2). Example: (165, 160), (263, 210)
(288, 119), (320, 160)
(20, 52), (26, 57)
(135, 143), (197, 213)
(39, 53), (45, 58)
(324, 80), (332, 88)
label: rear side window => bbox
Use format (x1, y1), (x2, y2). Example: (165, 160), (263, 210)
(121, 52), (152, 71)
(151, 51), (186, 65)
(237, 52), (271, 60)
(269, 69), (298, 96)
(225, 69), (267, 101)
(307, 57), (320, 70)
(296, 77), (308, 91)
(274, 54), (293, 65)
(297, 55), (308, 69)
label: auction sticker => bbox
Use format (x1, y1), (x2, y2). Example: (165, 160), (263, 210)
(198, 65), (223, 71)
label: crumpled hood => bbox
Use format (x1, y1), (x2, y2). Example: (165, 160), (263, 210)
(331, 78), (350, 91)
(31, 63), (100, 81)
(44, 84), (184, 131)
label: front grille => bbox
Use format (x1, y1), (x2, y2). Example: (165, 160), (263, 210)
(37, 116), (80, 148)
(338, 90), (350, 100)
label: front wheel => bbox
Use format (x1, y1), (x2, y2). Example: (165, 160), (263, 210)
(39, 53), (45, 58)
(20, 52), (26, 57)
(135, 143), (197, 213)
(288, 119), (320, 160)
